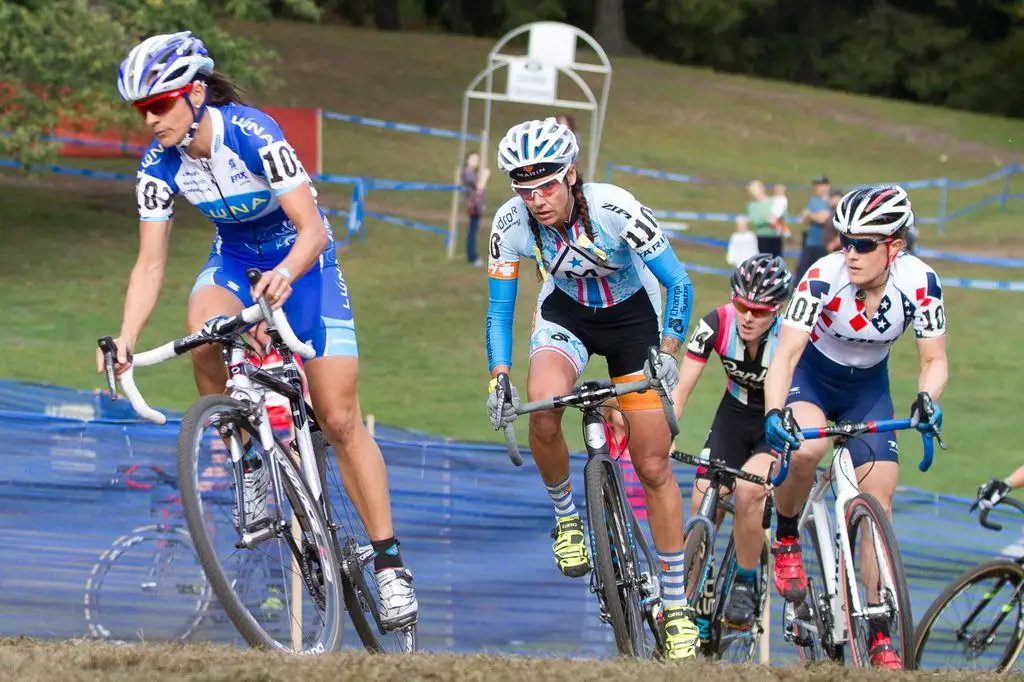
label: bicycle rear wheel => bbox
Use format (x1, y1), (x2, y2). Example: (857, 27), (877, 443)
(794, 514), (844, 662)
(176, 395), (345, 654)
(313, 431), (417, 653)
(841, 493), (915, 668)
(913, 559), (1024, 672)
(585, 456), (651, 657)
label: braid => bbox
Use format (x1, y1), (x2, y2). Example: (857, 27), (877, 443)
(527, 211), (545, 282)
(571, 175), (595, 244)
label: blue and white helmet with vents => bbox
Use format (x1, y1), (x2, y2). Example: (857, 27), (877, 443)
(497, 117), (579, 182)
(117, 31), (215, 103)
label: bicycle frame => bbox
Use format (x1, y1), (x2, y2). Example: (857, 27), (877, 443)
(798, 447), (898, 647)
(776, 416), (940, 654)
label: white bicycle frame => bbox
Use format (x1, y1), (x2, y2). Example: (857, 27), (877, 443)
(797, 445), (900, 649)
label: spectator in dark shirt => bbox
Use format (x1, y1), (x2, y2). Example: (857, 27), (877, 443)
(793, 175), (833, 285)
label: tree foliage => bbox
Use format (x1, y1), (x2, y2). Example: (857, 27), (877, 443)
(2, 0), (1021, 168)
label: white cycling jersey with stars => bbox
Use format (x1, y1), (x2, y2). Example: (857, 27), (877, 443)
(782, 251), (947, 369)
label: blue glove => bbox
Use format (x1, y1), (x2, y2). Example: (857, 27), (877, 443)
(765, 408), (801, 453)
(910, 392), (942, 435)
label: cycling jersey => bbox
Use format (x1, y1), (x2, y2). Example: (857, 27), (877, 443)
(684, 304), (781, 410)
(135, 103), (333, 268)
(782, 251), (947, 466)
(134, 103), (355, 359)
(781, 252), (946, 368)
(485, 182), (693, 372)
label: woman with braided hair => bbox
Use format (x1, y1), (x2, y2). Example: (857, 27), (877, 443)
(483, 117), (698, 660)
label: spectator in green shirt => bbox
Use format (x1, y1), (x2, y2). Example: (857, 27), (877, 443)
(747, 180), (782, 256)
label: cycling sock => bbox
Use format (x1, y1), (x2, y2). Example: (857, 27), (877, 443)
(735, 566), (758, 584)
(545, 475), (577, 519)
(776, 510), (800, 540)
(241, 439), (261, 471)
(372, 537), (404, 571)
(658, 550), (688, 610)
(867, 609), (891, 640)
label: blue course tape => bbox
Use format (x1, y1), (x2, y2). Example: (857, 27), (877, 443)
(2, 131), (146, 155)
(363, 210), (449, 241)
(314, 173), (459, 192)
(323, 111), (480, 142)
(668, 234), (1024, 292)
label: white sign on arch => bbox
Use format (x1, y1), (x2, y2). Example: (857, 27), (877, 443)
(446, 22), (613, 260)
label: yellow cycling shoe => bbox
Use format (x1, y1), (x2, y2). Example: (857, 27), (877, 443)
(550, 514), (591, 578)
(662, 606), (700, 661)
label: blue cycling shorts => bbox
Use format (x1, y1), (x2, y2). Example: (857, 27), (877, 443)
(785, 344), (897, 467)
(191, 250), (358, 359)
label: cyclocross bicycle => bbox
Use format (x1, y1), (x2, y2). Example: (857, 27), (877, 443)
(97, 267), (416, 655)
(671, 450), (772, 662)
(493, 347), (678, 658)
(775, 406), (941, 668)
(913, 495), (1024, 672)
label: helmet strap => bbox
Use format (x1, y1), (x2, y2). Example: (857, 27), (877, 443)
(177, 84), (208, 151)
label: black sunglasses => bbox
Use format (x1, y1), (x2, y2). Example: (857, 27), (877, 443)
(839, 233), (889, 254)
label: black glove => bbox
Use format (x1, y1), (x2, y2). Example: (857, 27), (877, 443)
(977, 478), (1012, 510)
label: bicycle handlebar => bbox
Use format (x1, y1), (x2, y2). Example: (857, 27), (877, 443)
(977, 495), (1024, 532)
(771, 414), (938, 487)
(496, 348), (680, 467)
(98, 267), (315, 425)
(671, 450), (768, 486)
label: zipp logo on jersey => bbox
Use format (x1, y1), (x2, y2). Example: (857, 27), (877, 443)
(230, 115), (275, 145)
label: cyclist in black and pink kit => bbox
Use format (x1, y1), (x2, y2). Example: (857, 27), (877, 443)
(671, 253), (792, 634)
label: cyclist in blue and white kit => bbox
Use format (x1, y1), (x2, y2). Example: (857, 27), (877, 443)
(484, 117), (700, 659)
(763, 184), (947, 669)
(93, 31), (416, 629)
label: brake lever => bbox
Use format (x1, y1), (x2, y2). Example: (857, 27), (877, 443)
(97, 336), (119, 399)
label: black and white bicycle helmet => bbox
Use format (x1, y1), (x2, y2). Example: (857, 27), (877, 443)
(730, 253), (792, 307)
(833, 184), (914, 236)
(497, 117), (579, 183)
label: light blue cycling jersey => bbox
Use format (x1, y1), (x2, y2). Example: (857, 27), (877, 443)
(134, 103), (334, 268)
(486, 182), (693, 371)
(134, 103), (355, 359)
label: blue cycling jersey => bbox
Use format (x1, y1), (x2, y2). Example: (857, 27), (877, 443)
(134, 103), (333, 267)
(485, 183), (693, 371)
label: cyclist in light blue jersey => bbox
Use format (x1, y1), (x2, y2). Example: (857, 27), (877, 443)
(93, 31), (416, 630)
(484, 117), (699, 660)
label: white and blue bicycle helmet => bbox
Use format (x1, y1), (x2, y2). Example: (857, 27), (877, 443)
(117, 31), (215, 103)
(497, 117), (579, 183)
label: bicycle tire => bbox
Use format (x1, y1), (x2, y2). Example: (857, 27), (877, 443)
(683, 519), (715, 607)
(84, 524), (210, 643)
(841, 493), (915, 669)
(176, 394), (345, 654)
(913, 558), (1024, 672)
(585, 456), (643, 656)
(710, 537), (769, 663)
(312, 431), (417, 654)
(797, 514), (844, 663)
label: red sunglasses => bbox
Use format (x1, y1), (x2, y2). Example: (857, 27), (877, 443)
(133, 82), (193, 118)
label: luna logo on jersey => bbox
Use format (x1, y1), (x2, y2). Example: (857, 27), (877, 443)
(230, 115), (276, 145)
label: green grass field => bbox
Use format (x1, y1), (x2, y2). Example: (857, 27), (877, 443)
(1, 19), (1023, 497)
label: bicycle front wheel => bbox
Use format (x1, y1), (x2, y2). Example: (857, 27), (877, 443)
(585, 457), (650, 657)
(913, 559), (1024, 672)
(841, 493), (915, 669)
(176, 395), (346, 654)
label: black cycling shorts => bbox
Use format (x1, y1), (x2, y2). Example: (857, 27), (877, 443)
(698, 392), (772, 479)
(530, 285), (660, 379)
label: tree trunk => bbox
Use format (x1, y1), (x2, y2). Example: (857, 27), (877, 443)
(373, 0), (400, 30)
(593, 0), (635, 55)
(445, 0), (470, 34)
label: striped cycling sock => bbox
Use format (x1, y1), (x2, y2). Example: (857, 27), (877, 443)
(659, 550), (688, 610)
(545, 475), (577, 519)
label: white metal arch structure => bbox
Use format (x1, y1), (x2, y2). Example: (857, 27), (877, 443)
(446, 22), (612, 260)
